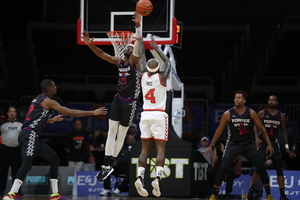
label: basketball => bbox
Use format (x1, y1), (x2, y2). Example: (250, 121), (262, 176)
(136, 0), (153, 16)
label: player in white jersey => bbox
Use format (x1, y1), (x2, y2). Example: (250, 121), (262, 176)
(134, 37), (171, 197)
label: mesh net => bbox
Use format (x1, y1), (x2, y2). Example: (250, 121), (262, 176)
(107, 31), (134, 59)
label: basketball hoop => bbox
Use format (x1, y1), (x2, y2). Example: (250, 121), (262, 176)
(107, 31), (134, 59)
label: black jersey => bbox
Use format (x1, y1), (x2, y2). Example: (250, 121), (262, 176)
(117, 61), (141, 99)
(22, 93), (53, 133)
(227, 107), (254, 143)
(261, 109), (282, 141)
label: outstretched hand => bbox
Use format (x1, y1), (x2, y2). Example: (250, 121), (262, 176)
(150, 37), (158, 49)
(93, 107), (108, 115)
(81, 31), (94, 45)
(132, 11), (141, 26)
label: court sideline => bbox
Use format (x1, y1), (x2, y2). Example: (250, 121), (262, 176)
(1, 195), (245, 200)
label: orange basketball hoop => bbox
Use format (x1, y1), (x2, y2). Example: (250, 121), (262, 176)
(107, 31), (134, 59)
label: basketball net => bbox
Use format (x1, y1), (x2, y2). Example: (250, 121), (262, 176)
(107, 31), (134, 60)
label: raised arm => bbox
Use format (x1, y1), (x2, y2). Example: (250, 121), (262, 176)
(129, 11), (142, 69)
(150, 37), (171, 83)
(81, 30), (121, 66)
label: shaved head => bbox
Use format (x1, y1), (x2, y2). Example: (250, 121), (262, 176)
(41, 79), (54, 92)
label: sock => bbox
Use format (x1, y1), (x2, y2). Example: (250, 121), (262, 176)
(104, 156), (112, 166)
(10, 179), (23, 193)
(109, 156), (116, 166)
(50, 179), (59, 194)
(264, 185), (271, 195)
(280, 188), (286, 197)
(138, 167), (145, 179)
(156, 166), (164, 179)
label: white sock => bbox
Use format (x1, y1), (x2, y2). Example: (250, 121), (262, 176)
(138, 167), (145, 179)
(10, 179), (23, 193)
(156, 166), (164, 179)
(50, 179), (59, 194)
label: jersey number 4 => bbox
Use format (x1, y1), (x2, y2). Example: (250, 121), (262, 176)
(145, 89), (156, 103)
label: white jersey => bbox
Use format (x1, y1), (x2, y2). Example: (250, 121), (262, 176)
(141, 73), (167, 111)
(0, 120), (22, 147)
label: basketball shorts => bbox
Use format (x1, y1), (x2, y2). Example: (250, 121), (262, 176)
(109, 94), (139, 127)
(139, 111), (168, 141)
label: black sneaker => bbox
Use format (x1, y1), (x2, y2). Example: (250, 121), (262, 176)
(134, 176), (148, 197)
(96, 165), (114, 182)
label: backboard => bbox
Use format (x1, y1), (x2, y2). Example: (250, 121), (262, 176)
(77, 0), (177, 46)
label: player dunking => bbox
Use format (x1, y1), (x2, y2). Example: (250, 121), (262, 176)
(81, 12), (145, 181)
(205, 90), (275, 200)
(2, 79), (107, 200)
(134, 37), (171, 197)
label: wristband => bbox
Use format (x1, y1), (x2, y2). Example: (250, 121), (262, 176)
(285, 144), (289, 149)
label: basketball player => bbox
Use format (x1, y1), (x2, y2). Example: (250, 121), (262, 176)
(81, 11), (145, 182)
(2, 79), (107, 200)
(205, 90), (275, 200)
(134, 37), (171, 197)
(248, 95), (296, 200)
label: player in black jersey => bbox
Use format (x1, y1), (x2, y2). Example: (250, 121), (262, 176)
(248, 95), (296, 200)
(81, 12), (146, 182)
(205, 90), (275, 200)
(2, 79), (107, 200)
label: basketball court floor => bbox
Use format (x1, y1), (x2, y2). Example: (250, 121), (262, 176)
(6, 197), (242, 200)
(2, 195), (246, 200)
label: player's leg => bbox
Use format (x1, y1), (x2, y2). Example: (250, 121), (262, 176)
(135, 139), (152, 197)
(3, 129), (37, 200)
(245, 142), (273, 200)
(271, 142), (288, 200)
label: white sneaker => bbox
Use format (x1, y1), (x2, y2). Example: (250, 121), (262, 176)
(151, 177), (161, 197)
(100, 189), (111, 196)
(134, 176), (148, 197)
(113, 188), (120, 195)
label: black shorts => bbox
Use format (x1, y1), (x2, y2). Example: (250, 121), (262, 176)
(109, 94), (139, 127)
(223, 140), (260, 160)
(259, 137), (283, 169)
(18, 129), (57, 160)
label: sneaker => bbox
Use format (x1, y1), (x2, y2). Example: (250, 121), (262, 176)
(151, 177), (161, 197)
(113, 188), (120, 195)
(96, 165), (114, 182)
(209, 194), (218, 200)
(100, 189), (111, 196)
(2, 193), (20, 200)
(50, 193), (69, 200)
(134, 176), (148, 197)
(246, 189), (254, 200)
(266, 194), (273, 200)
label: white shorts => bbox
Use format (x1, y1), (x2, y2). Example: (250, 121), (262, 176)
(139, 111), (168, 141)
